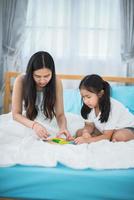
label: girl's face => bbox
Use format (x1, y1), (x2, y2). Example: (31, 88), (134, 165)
(33, 68), (52, 89)
(80, 88), (99, 109)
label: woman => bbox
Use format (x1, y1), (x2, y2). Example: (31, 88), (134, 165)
(11, 51), (72, 140)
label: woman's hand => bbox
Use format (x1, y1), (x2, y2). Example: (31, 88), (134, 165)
(56, 129), (74, 141)
(33, 122), (50, 140)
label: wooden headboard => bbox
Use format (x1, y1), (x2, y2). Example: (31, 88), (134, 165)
(4, 71), (134, 113)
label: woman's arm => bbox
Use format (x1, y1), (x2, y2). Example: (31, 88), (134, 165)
(54, 76), (72, 139)
(55, 76), (66, 129)
(12, 75), (49, 139)
(12, 74), (34, 128)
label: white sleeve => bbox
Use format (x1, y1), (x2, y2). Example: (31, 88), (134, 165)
(104, 110), (119, 130)
(85, 109), (94, 123)
(104, 99), (124, 130)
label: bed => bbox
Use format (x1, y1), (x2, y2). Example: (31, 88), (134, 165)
(0, 72), (134, 200)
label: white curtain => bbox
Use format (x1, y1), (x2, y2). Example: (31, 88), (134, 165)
(2, 0), (28, 75)
(21, 0), (125, 79)
(0, 0), (28, 113)
(0, 0), (3, 112)
(0, 0), (3, 87)
(120, 0), (134, 77)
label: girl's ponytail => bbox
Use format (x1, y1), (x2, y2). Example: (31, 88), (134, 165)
(103, 80), (110, 97)
(99, 80), (111, 122)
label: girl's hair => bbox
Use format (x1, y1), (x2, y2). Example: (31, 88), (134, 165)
(23, 51), (56, 120)
(79, 74), (111, 123)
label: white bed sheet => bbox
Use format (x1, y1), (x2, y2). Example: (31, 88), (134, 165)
(0, 112), (134, 169)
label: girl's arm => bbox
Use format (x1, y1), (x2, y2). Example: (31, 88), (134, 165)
(86, 130), (114, 143)
(76, 122), (95, 137)
(12, 75), (49, 139)
(84, 121), (95, 134)
(54, 76), (72, 139)
(75, 129), (114, 144)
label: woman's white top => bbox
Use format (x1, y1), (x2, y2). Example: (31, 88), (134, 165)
(35, 91), (46, 121)
(86, 98), (134, 133)
(35, 91), (44, 111)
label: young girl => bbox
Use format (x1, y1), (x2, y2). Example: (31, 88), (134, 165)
(11, 51), (72, 140)
(74, 74), (134, 144)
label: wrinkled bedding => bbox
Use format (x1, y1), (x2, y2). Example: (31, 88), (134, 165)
(0, 112), (134, 169)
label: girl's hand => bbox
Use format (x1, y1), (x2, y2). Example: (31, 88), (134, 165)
(82, 131), (92, 139)
(33, 122), (50, 140)
(56, 129), (74, 141)
(74, 136), (90, 144)
(76, 128), (84, 137)
(74, 132), (92, 144)
(76, 128), (92, 138)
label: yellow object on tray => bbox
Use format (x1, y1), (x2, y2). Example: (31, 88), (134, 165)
(49, 138), (73, 144)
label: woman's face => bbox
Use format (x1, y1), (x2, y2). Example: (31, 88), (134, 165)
(80, 88), (99, 109)
(33, 68), (52, 89)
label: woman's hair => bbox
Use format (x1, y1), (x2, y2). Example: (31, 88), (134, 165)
(23, 51), (56, 120)
(79, 74), (111, 123)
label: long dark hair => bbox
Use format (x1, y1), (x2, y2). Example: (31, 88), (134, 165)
(79, 74), (111, 123)
(23, 51), (56, 120)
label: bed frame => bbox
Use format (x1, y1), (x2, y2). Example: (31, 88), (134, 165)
(3, 71), (134, 113)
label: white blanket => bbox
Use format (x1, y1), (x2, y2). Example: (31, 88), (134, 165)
(0, 112), (134, 169)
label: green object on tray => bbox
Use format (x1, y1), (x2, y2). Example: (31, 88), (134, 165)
(51, 138), (69, 144)
(51, 138), (74, 144)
